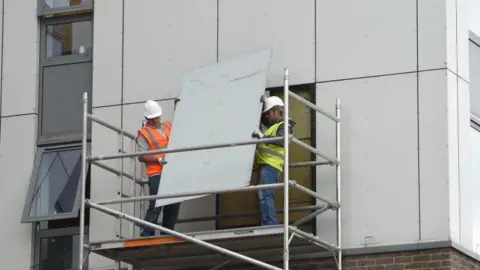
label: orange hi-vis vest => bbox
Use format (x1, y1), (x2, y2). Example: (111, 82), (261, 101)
(137, 121), (172, 177)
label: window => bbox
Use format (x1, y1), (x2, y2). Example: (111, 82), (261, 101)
(38, 15), (93, 145)
(39, 0), (92, 16)
(22, 145), (88, 222)
(470, 32), (480, 118)
(217, 85), (316, 231)
(34, 226), (89, 270)
(46, 20), (93, 58)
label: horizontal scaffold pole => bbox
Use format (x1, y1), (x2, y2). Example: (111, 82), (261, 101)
(87, 201), (283, 270)
(288, 91), (339, 123)
(87, 113), (136, 139)
(291, 137), (339, 165)
(289, 181), (340, 209)
(289, 226), (339, 252)
(94, 183), (285, 205)
(89, 137), (284, 161)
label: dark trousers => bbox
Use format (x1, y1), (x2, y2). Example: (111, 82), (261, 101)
(141, 173), (181, 237)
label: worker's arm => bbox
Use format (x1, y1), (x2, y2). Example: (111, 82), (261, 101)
(136, 135), (160, 163)
(263, 121), (295, 147)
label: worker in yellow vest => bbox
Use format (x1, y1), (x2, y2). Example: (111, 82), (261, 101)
(252, 96), (295, 225)
(137, 100), (180, 237)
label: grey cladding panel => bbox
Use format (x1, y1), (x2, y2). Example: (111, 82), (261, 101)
(41, 62), (92, 141)
(155, 49), (273, 207)
(470, 41), (480, 118)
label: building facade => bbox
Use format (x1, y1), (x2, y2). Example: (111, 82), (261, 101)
(0, 0), (480, 269)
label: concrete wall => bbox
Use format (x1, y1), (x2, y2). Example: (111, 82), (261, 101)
(0, 0), (38, 269)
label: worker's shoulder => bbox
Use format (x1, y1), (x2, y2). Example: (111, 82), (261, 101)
(162, 120), (172, 127)
(279, 119), (296, 128)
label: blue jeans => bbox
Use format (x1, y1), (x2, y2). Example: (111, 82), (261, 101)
(258, 164), (280, 225)
(141, 173), (181, 237)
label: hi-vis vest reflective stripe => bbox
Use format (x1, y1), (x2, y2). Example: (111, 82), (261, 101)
(255, 121), (285, 172)
(137, 121), (172, 177)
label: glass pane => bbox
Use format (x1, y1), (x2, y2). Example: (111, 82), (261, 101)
(43, 0), (90, 10)
(41, 62), (92, 139)
(29, 148), (82, 217)
(39, 234), (79, 270)
(45, 21), (92, 58)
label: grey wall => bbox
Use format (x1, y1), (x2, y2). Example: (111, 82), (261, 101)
(0, 0), (38, 268)
(89, 3), (477, 267)
(0, 0), (478, 269)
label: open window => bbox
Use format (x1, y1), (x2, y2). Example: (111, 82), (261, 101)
(217, 84), (316, 231)
(21, 144), (89, 223)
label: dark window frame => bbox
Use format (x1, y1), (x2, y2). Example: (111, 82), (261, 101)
(21, 143), (89, 223)
(38, 14), (93, 146)
(38, 0), (93, 17)
(33, 225), (89, 270)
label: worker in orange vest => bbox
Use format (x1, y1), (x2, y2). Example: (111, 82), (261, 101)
(136, 100), (180, 237)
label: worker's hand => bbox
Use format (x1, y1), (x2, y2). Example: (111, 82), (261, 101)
(157, 157), (168, 165)
(252, 129), (264, 139)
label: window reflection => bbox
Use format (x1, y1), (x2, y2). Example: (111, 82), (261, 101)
(43, 0), (90, 10)
(40, 234), (79, 270)
(29, 148), (82, 217)
(46, 21), (92, 58)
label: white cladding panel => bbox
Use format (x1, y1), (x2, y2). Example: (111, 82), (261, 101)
(418, 70), (450, 241)
(122, 0), (217, 103)
(457, 0), (470, 81)
(92, 0), (123, 107)
(218, 0), (315, 86)
(0, 115), (35, 270)
(447, 71), (460, 243)
(458, 79), (473, 248)
(316, 73), (420, 248)
(418, 0), (447, 70)
(155, 49), (271, 207)
(2, 0), (37, 116)
(316, 0), (417, 81)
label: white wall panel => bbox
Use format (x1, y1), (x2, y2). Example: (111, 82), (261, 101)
(92, 0), (123, 107)
(0, 115), (35, 270)
(122, 0), (217, 103)
(219, 0), (315, 86)
(316, 73), (419, 248)
(469, 0), (480, 36)
(446, 0), (458, 75)
(470, 127), (480, 255)
(89, 106), (123, 269)
(122, 101), (215, 232)
(316, 0), (416, 82)
(447, 71), (460, 242)
(458, 0), (470, 81)
(418, 70), (450, 241)
(458, 79), (473, 248)
(418, 0), (447, 70)
(1, 0), (37, 116)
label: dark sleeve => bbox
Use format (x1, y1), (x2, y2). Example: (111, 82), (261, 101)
(263, 123), (293, 147)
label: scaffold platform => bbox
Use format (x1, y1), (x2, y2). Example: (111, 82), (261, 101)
(89, 225), (330, 269)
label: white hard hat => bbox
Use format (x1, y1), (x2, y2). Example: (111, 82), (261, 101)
(144, 100), (163, 119)
(263, 96), (284, 113)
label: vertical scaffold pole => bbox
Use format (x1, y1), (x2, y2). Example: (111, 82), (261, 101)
(335, 98), (342, 270)
(79, 92), (88, 270)
(283, 68), (290, 270)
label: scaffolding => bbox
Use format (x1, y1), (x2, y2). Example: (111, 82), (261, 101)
(78, 68), (342, 270)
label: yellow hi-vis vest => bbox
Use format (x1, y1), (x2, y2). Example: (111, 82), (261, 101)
(255, 121), (285, 172)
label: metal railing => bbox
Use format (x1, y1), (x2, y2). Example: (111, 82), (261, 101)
(78, 68), (342, 270)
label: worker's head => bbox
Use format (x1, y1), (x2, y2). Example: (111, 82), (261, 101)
(262, 96), (284, 124)
(143, 100), (163, 126)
